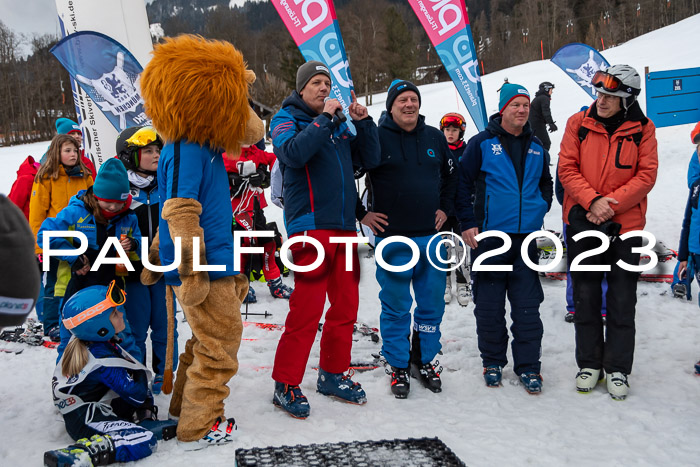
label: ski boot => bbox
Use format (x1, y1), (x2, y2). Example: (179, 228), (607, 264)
(694, 360), (700, 375)
(564, 311), (575, 323)
(179, 416), (238, 451)
(387, 366), (410, 399)
(317, 368), (367, 404)
(520, 373), (543, 394)
(456, 282), (471, 306)
(273, 382), (310, 419)
(602, 314), (607, 326)
(483, 365), (502, 387)
(243, 286), (257, 304)
(268, 277), (293, 299)
(44, 434), (115, 467)
(411, 360), (443, 393)
(673, 282), (688, 299)
(444, 275), (452, 304)
(606, 372), (629, 401)
(575, 368), (604, 393)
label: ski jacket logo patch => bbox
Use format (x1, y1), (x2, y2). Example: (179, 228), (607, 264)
(491, 143), (503, 155)
(427, 149), (436, 158)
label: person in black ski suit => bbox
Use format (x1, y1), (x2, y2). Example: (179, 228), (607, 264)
(528, 82), (557, 151)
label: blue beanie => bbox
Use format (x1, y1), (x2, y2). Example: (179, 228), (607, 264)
(55, 117), (81, 135)
(93, 158), (131, 202)
(386, 79), (421, 111)
(499, 83), (530, 114)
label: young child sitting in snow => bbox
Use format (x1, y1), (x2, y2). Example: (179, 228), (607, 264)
(44, 281), (176, 466)
(676, 121), (700, 375)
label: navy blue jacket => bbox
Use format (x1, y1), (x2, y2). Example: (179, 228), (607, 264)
(678, 154), (700, 261)
(360, 112), (457, 238)
(270, 92), (380, 236)
(126, 174), (159, 281)
(457, 113), (553, 233)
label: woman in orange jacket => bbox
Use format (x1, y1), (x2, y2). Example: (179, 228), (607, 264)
(558, 64), (658, 401)
(29, 133), (94, 341)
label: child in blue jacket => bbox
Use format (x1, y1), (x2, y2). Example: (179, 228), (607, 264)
(676, 122), (700, 375)
(44, 282), (176, 466)
(38, 158), (142, 361)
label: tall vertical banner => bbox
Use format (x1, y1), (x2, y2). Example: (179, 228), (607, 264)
(271, 0), (355, 133)
(551, 43), (610, 99)
(54, 0), (153, 170)
(408, 0), (487, 131)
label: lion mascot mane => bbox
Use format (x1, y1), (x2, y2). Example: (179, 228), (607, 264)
(139, 34), (264, 443)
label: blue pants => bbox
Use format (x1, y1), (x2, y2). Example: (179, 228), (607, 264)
(42, 257), (61, 331)
(472, 235), (544, 375)
(376, 235), (446, 369)
(124, 278), (179, 375)
(670, 257), (694, 300)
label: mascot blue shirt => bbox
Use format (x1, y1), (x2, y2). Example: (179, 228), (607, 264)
(157, 140), (236, 285)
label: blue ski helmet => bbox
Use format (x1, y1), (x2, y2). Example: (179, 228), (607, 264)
(61, 282), (126, 342)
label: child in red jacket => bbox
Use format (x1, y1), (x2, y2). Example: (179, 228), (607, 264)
(224, 145), (293, 302)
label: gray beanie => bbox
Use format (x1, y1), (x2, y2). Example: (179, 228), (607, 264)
(296, 60), (331, 93)
(0, 195), (40, 328)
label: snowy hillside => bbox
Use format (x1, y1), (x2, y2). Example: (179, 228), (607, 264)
(2, 14), (700, 467)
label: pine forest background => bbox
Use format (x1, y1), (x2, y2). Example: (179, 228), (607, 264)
(1, 0), (698, 145)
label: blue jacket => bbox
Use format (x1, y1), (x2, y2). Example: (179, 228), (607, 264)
(158, 140), (236, 285)
(37, 190), (141, 266)
(270, 91), (381, 236)
(678, 151), (700, 261)
(126, 173), (159, 281)
(360, 112), (457, 238)
(457, 114), (553, 233)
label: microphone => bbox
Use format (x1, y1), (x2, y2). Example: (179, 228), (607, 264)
(324, 97), (347, 123)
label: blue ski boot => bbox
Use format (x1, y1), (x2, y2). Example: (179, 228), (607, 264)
(520, 373), (543, 394)
(44, 434), (115, 467)
(268, 277), (293, 299)
(695, 360), (700, 376)
(243, 286), (257, 304)
(483, 365), (503, 387)
(317, 368), (367, 404)
(273, 382), (311, 419)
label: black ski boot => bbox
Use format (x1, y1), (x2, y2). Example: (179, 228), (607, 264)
(411, 360), (443, 393)
(387, 366), (410, 399)
(44, 434), (116, 467)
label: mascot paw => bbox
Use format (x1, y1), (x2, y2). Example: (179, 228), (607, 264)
(178, 272), (211, 307)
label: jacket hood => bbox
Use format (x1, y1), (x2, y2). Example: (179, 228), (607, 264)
(486, 112), (533, 139)
(140, 34), (264, 155)
(281, 91), (318, 122)
(17, 156), (39, 177)
(534, 89), (551, 98)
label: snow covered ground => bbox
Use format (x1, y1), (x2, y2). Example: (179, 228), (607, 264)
(2, 14), (700, 467)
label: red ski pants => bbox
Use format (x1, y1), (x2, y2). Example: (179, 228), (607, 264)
(272, 230), (360, 385)
(238, 238), (281, 281)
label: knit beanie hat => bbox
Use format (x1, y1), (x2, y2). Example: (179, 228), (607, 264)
(0, 196), (40, 327)
(93, 158), (131, 202)
(386, 79), (421, 111)
(691, 121), (700, 145)
(55, 117), (82, 135)
(499, 83), (530, 114)
(296, 61), (331, 93)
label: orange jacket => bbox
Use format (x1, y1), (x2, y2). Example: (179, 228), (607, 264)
(29, 166), (94, 253)
(558, 106), (658, 234)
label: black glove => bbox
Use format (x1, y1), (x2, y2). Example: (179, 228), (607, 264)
(248, 170), (264, 188)
(548, 122), (558, 133)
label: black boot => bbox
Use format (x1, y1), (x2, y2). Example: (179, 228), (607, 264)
(411, 360), (443, 393)
(388, 366), (410, 399)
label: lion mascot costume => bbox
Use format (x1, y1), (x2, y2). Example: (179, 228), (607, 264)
(139, 35), (264, 447)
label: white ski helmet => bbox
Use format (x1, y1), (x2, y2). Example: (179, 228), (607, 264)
(595, 64), (641, 109)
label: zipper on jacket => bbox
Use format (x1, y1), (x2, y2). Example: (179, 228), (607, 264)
(484, 195), (490, 230)
(333, 140), (346, 229)
(518, 190), (523, 233)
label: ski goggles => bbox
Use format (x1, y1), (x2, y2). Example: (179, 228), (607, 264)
(591, 71), (640, 96)
(440, 115), (466, 131)
(126, 126), (161, 148)
(62, 280), (126, 330)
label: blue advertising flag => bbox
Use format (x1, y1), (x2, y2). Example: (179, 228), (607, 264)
(551, 43), (610, 99)
(51, 31), (150, 131)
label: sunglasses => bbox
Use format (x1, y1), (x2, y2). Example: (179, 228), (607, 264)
(591, 71), (640, 96)
(440, 115), (466, 131)
(125, 126), (160, 147)
(62, 280), (126, 330)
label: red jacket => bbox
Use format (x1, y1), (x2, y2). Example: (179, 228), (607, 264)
(223, 146), (276, 213)
(8, 156), (40, 220)
(559, 105), (658, 234)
